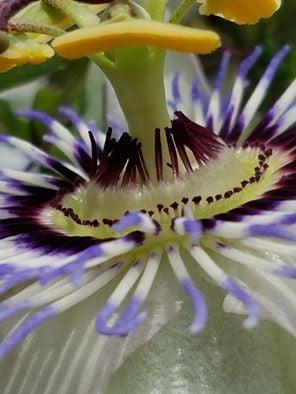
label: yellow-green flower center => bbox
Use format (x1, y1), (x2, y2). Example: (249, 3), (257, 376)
(43, 142), (285, 247)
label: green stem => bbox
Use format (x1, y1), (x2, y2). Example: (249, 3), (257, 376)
(147, 0), (168, 21)
(43, 0), (172, 181)
(170, 0), (197, 24)
(104, 48), (171, 181)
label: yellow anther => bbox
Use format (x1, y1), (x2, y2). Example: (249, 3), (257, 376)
(0, 35), (54, 72)
(52, 19), (221, 58)
(197, 0), (281, 24)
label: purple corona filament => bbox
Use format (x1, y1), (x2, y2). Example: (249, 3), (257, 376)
(249, 224), (296, 242)
(228, 45), (290, 143)
(114, 213), (143, 232)
(95, 298), (146, 337)
(213, 51), (231, 91)
(0, 307), (56, 358)
(182, 278), (208, 333)
(183, 220), (202, 242)
(0, 301), (31, 322)
(171, 72), (182, 110)
(172, 217), (202, 242)
(275, 266), (296, 280)
(223, 278), (260, 329)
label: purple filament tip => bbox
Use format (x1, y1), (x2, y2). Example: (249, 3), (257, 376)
(95, 298), (146, 337)
(58, 106), (84, 129)
(275, 266), (296, 280)
(261, 45), (290, 86)
(279, 213), (296, 225)
(16, 109), (54, 128)
(0, 269), (39, 295)
(114, 213), (142, 232)
(223, 278), (260, 329)
(172, 72), (182, 105)
(191, 78), (200, 102)
(183, 220), (202, 242)
(40, 244), (104, 284)
(0, 307), (56, 358)
(0, 301), (32, 322)
(249, 224), (296, 242)
(0, 264), (16, 277)
(213, 51), (231, 91)
(95, 301), (117, 336)
(113, 296), (146, 337)
(182, 278), (207, 334)
(238, 46), (262, 78)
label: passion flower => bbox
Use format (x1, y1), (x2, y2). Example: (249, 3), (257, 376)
(0, 44), (295, 357)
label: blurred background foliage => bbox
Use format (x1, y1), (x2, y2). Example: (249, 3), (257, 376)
(0, 0), (294, 145)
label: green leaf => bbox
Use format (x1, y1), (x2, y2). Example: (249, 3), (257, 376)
(30, 87), (64, 145)
(0, 99), (30, 139)
(82, 63), (107, 129)
(0, 56), (69, 92)
(49, 58), (89, 111)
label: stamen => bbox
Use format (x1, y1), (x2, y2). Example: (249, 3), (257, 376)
(52, 20), (221, 58)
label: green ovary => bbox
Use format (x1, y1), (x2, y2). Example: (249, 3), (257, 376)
(44, 146), (286, 242)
